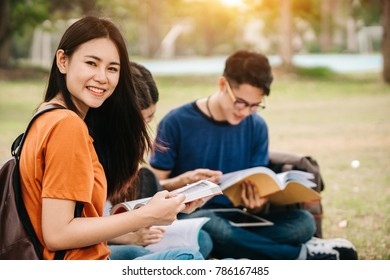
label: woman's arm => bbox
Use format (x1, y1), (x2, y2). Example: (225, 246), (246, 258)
(42, 191), (185, 251)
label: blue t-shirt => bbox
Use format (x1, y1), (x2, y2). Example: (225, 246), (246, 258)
(149, 101), (269, 177)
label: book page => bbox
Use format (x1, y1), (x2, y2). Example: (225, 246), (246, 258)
(170, 180), (222, 202)
(219, 166), (281, 191)
(220, 167), (320, 206)
(268, 182), (321, 205)
(145, 217), (210, 252)
(276, 171), (316, 188)
(220, 167), (283, 206)
(110, 197), (150, 214)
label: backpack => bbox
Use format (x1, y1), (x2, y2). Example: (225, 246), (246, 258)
(267, 150), (325, 238)
(0, 104), (83, 259)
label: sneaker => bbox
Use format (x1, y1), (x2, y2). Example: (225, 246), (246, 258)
(306, 237), (358, 260)
(306, 238), (340, 260)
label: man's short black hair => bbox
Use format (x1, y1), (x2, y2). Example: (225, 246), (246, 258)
(223, 50), (273, 96)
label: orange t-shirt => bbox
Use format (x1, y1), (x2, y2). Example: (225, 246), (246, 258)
(19, 107), (110, 260)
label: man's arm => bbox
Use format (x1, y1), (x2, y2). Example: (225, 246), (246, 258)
(149, 167), (177, 191)
(150, 167), (222, 191)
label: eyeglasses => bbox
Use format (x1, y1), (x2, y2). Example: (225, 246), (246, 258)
(225, 80), (266, 111)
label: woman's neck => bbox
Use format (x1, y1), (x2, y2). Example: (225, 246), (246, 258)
(50, 94), (88, 119)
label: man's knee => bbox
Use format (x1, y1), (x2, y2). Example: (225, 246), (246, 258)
(294, 209), (317, 242)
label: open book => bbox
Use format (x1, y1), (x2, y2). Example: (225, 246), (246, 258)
(145, 218), (210, 253)
(110, 179), (222, 214)
(219, 166), (321, 206)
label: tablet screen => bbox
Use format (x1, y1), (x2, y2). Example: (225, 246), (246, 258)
(209, 208), (274, 227)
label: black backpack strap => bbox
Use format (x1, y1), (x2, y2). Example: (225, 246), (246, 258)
(12, 104), (69, 260)
(12, 159), (43, 258)
(12, 104), (65, 159)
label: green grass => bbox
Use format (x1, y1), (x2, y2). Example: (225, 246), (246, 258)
(1, 70), (389, 259)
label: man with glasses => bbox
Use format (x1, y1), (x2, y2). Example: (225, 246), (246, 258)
(149, 50), (357, 260)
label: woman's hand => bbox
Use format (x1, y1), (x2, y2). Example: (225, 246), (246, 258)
(109, 227), (165, 246)
(240, 180), (269, 213)
(118, 227), (166, 246)
(141, 190), (186, 226)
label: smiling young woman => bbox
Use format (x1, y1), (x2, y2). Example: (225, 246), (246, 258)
(18, 16), (203, 260)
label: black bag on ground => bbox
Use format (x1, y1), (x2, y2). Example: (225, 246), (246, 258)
(0, 104), (82, 259)
(267, 151), (325, 238)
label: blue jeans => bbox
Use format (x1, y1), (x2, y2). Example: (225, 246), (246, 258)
(178, 208), (316, 260)
(109, 246), (204, 260)
(109, 245), (151, 260)
(109, 230), (212, 260)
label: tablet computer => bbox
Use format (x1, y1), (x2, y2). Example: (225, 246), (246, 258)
(209, 208), (274, 227)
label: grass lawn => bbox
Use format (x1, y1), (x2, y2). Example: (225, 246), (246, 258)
(0, 68), (389, 259)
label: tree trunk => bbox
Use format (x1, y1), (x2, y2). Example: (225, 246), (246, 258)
(148, 1), (163, 57)
(383, 0), (390, 83)
(138, 0), (163, 58)
(278, 0), (293, 70)
(320, 0), (332, 52)
(80, 0), (97, 15)
(0, 0), (11, 67)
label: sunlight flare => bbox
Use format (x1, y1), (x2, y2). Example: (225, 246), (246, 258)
(220, 0), (245, 7)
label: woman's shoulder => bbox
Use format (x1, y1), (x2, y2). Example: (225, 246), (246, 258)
(36, 104), (87, 132)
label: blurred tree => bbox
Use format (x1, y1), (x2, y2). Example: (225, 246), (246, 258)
(177, 0), (239, 56)
(383, 0), (390, 83)
(356, 0), (381, 25)
(0, 0), (10, 66)
(244, 0), (382, 66)
(244, 0), (324, 69)
(244, 0), (314, 70)
(278, 0), (293, 69)
(48, 0), (98, 17)
(138, 0), (164, 57)
(103, 0), (240, 57)
(97, 0), (164, 57)
(1, 0), (384, 66)
(310, 0), (379, 51)
(319, 0), (333, 52)
(0, 0), (48, 67)
(0, 0), (99, 67)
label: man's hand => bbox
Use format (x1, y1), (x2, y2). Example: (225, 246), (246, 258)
(178, 169), (222, 186)
(159, 168), (222, 191)
(240, 180), (269, 213)
(181, 198), (206, 214)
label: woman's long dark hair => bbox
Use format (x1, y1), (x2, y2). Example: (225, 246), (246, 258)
(44, 16), (152, 200)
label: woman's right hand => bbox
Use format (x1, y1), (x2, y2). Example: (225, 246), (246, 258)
(117, 227), (165, 246)
(140, 190), (186, 226)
